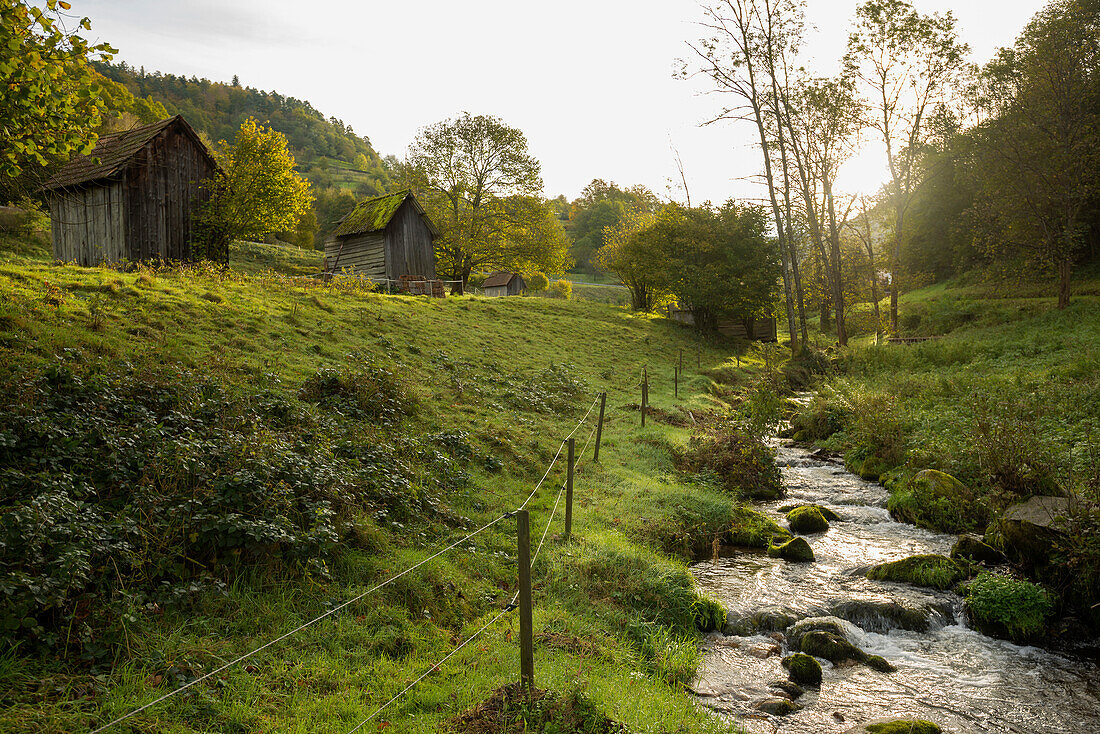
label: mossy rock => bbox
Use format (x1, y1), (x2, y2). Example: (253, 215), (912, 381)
(754, 697), (801, 715)
(865, 720), (941, 734)
(786, 616), (851, 650)
(950, 534), (1005, 565)
(724, 608), (798, 636)
(887, 469), (986, 534)
(864, 654), (896, 673)
(867, 554), (968, 590)
(850, 454), (892, 482)
(781, 652), (822, 686)
(827, 598), (942, 633)
(767, 536), (815, 563)
(728, 506), (791, 548)
(799, 631), (864, 664)
(787, 505), (830, 533)
(792, 429), (811, 442)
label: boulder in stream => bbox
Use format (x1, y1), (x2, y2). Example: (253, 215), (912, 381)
(724, 608), (799, 636)
(787, 505), (832, 533)
(827, 598), (953, 633)
(727, 506), (791, 548)
(768, 679), (805, 699)
(866, 554), (968, 590)
(767, 536), (815, 562)
(754, 697), (802, 715)
(781, 652), (822, 686)
(999, 495), (1073, 566)
(860, 720), (942, 734)
(800, 630), (866, 664)
(887, 469), (987, 534)
(950, 533), (1005, 565)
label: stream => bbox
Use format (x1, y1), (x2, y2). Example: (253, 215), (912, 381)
(689, 440), (1100, 733)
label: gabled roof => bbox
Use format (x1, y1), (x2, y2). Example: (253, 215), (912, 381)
(41, 115), (217, 191)
(332, 190), (439, 238)
(483, 271), (523, 288)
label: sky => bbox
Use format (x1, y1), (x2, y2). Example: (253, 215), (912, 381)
(80, 0), (1048, 205)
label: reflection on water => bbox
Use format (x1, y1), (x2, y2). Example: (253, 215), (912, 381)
(690, 443), (1100, 733)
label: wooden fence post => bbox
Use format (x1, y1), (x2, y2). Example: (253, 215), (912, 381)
(593, 392), (606, 463)
(564, 438), (575, 540)
(641, 368), (648, 427)
(674, 360), (679, 399)
(517, 510), (534, 696)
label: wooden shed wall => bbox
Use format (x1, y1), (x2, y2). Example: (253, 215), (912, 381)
(384, 200), (436, 280)
(326, 233), (386, 278)
(483, 286), (508, 297)
(49, 182), (127, 265)
(125, 126), (217, 261)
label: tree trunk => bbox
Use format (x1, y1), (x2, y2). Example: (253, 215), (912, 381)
(1058, 258), (1071, 309)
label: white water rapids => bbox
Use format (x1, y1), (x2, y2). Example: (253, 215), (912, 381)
(689, 442), (1100, 733)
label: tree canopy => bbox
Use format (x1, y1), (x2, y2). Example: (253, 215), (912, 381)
(405, 113), (571, 289)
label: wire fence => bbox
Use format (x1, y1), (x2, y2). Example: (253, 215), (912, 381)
(90, 391), (609, 734)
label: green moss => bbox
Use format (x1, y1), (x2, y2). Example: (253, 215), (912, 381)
(864, 655), (896, 673)
(767, 536), (815, 562)
(781, 652), (822, 686)
(728, 505), (791, 547)
(799, 631), (864, 663)
(962, 573), (1053, 643)
(786, 505), (830, 533)
(865, 721), (942, 734)
(887, 469), (988, 534)
(950, 534), (1005, 564)
(867, 554), (968, 590)
(332, 190), (410, 236)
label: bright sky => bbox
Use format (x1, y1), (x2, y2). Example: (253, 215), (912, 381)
(81, 0), (1046, 204)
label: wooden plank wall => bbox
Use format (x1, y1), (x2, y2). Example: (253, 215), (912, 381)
(385, 201), (436, 280)
(126, 125), (216, 262)
(49, 182), (126, 265)
(325, 233), (386, 277)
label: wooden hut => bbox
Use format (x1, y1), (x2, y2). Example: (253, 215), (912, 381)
(325, 190), (437, 283)
(482, 271), (525, 297)
(41, 115), (220, 265)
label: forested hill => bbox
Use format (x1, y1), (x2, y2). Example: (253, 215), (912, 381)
(94, 61), (394, 243)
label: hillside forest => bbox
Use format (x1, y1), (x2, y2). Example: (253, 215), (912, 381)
(1, 0), (1100, 733)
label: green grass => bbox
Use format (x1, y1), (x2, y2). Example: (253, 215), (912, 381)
(0, 235), (756, 733)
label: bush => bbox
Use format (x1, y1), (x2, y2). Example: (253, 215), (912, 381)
(962, 573), (1052, 643)
(887, 469), (988, 534)
(299, 362), (416, 424)
(526, 271), (550, 291)
(674, 422), (781, 500)
(548, 279), (572, 300)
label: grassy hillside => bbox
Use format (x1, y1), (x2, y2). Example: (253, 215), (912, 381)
(0, 232), (771, 734)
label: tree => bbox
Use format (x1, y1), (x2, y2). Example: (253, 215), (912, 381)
(595, 207), (663, 311)
(845, 0), (968, 333)
(195, 118), (314, 259)
(0, 0), (116, 201)
(639, 203), (781, 332)
(968, 0), (1100, 307)
(686, 0), (806, 354)
(405, 113), (570, 291)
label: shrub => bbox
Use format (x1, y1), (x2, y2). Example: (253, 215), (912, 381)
(298, 362), (416, 424)
(789, 387), (850, 443)
(526, 271), (550, 291)
(548, 279), (572, 300)
(675, 422), (781, 500)
(963, 573), (1052, 643)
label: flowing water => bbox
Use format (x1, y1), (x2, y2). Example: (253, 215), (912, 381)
(690, 441), (1100, 733)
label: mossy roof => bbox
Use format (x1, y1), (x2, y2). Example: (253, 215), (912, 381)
(332, 190), (438, 238)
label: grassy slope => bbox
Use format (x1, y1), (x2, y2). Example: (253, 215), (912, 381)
(0, 234), (754, 734)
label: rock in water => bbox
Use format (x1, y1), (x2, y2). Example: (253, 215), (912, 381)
(781, 652), (822, 686)
(787, 505), (831, 533)
(768, 679), (805, 699)
(800, 631), (865, 664)
(786, 616), (854, 650)
(1000, 495), (1074, 566)
(767, 536), (815, 562)
(866, 554), (967, 590)
(864, 654), (897, 672)
(754, 697), (801, 715)
(862, 720), (942, 734)
(950, 534), (1005, 564)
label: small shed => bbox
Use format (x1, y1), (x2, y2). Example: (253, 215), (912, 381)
(325, 190), (437, 283)
(483, 271), (525, 297)
(41, 115), (220, 265)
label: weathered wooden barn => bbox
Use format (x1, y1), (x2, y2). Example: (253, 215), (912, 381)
(667, 303), (777, 341)
(41, 115), (220, 265)
(482, 271), (525, 297)
(325, 190), (438, 283)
